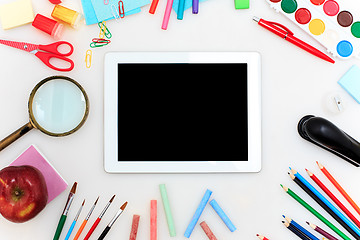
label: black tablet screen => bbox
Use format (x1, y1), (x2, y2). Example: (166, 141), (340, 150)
(118, 63), (248, 161)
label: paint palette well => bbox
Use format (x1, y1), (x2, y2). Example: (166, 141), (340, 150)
(266, 0), (360, 59)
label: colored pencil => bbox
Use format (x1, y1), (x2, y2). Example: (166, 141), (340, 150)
(83, 195), (116, 240)
(200, 221), (217, 240)
(98, 201), (128, 240)
(53, 182), (77, 240)
(129, 215), (140, 240)
(256, 234), (269, 240)
(281, 184), (351, 240)
(283, 221), (310, 239)
(64, 199), (85, 240)
(306, 169), (360, 228)
(283, 215), (319, 240)
(317, 162), (360, 216)
(290, 168), (360, 239)
(73, 197), (99, 240)
(307, 222), (339, 240)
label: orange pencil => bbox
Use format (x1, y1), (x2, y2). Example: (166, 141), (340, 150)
(317, 161), (360, 216)
(73, 197), (99, 240)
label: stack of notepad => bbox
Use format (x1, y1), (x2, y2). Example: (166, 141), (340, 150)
(81, 0), (150, 25)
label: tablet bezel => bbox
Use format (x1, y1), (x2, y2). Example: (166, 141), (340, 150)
(104, 52), (262, 173)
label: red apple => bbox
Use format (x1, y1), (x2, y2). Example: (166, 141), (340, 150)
(0, 165), (48, 223)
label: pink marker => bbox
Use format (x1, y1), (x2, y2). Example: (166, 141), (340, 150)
(161, 0), (174, 30)
(150, 200), (157, 240)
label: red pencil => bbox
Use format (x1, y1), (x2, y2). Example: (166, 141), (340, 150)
(83, 195), (115, 240)
(317, 161), (360, 216)
(253, 16), (335, 64)
(306, 169), (360, 228)
(256, 234), (269, 240)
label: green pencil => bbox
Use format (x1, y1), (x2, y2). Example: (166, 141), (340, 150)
(281, 184), (351, 240)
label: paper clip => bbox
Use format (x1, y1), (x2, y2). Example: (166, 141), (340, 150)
(111, 4), (120, 20)
(119, 0), (125, 18)
(104, 0), (109, 4)
(99, 21), (106, 38)
(85, 49), (92, 68)
(98, 21), (112, 39)
(90, 38), (111, 48)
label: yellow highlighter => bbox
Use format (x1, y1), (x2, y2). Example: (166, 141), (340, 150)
(51, 5), (82, 28)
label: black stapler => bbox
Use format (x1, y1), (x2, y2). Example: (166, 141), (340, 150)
(298, 115), (360, 167)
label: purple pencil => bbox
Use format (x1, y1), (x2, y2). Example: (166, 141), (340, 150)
(307, 222), (339, 240)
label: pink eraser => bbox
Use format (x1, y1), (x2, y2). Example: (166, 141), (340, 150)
(150, 200), (157, 240)
(129, 214), (140, 240)
(200, 221), (218, 240)
(9, 145), (68, 203)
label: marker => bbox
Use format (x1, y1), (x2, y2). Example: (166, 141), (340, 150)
(253, 16), (335, 64)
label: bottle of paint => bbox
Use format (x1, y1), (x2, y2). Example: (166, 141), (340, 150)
(32, 14), (64, 39)
(51, 5), (82, 28)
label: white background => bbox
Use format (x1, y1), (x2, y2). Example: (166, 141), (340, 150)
(0, 0), (360, 239)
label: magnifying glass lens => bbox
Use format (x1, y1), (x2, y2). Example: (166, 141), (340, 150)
(31, 79), (87, 134)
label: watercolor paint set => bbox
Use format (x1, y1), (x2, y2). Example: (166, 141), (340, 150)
(266, 0), (360, 59)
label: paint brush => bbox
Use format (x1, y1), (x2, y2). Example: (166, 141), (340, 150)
(73, 196), (99, 240)
(83, 195), (116, 240)
(64, 199), (85, 240)
(53, 182), (77, 240)
(98, 201), (128, 240)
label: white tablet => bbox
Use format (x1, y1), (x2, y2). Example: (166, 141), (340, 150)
(104, 52), (262, 173)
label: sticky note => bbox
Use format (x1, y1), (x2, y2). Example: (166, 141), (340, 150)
(338, 65), (360, 104)
(0, 0), (34, 30)
(235, 0), (249, 9)
(9, 145), (68, 203)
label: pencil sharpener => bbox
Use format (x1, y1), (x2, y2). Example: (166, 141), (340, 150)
(298, 115), (360, 167)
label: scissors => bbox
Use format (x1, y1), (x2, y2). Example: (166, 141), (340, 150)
(0, 39), (74, 72)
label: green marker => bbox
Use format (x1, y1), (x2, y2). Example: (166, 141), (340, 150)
(235, 0), (249, 9)
(159, 184), (176, 237)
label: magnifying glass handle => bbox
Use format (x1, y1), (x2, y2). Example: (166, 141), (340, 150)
(0, 122), (33, 152)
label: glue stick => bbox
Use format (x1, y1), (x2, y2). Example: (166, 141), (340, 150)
(51, 5), (82, 28)
(32, 14), (64, 39)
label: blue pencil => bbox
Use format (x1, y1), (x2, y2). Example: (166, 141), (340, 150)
(290, 168), (360, 238)
(283, 215), (319, 240)
(184, 189), (212, 238)
(64, 200), (85, 240)
(177, 0), (185, 20)
(209, 199), (236, 232)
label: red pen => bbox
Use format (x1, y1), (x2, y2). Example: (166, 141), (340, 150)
(253, 16), (335, 64)
(83, 195), (115, 240)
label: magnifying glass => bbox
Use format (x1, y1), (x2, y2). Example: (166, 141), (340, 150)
(0, 76), (89, 152)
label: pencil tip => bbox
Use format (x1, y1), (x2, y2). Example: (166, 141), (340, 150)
(306, 221), (309, 225)
(70, 182), (77, 194)
(95, 196), (99, 204)
(82, 199), (85, 205)
(109, 195), (116, 202)
(120, 201), (128, 210)
(256, 234), (259, 236)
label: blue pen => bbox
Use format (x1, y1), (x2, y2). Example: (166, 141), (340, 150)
(184, 189), (212, 238)
(64, 200), (85, 240)
(290, 168), (360, 238)
(209, 199), (236, 232)
(283, 215), (319, 240)
(177, 0), (185, 20)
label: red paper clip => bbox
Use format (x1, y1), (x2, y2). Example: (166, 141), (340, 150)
(104, 0), (109, 5)
(119, 0), (125, 18)
(92, 38), (111, 44)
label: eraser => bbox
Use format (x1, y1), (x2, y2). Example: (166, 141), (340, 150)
(338, 65), (360, 104)
(0, 0), (34, 30)
(235, 0), (249, 9)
